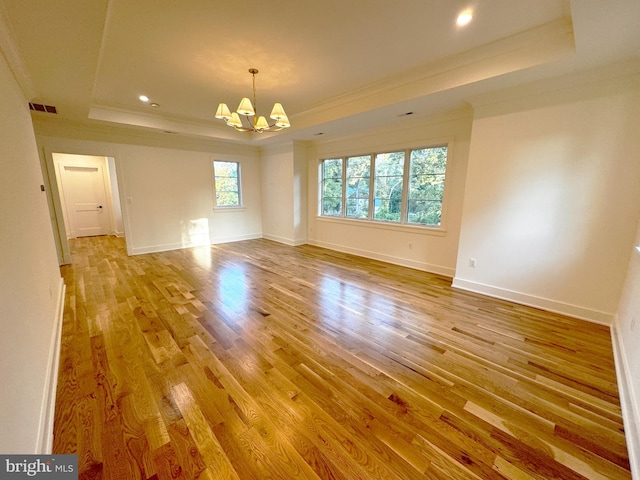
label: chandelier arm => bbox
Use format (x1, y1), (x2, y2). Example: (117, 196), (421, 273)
(217, 68), (288, 133)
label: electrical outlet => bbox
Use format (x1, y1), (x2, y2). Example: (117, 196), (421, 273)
(469, 258), (477, 268)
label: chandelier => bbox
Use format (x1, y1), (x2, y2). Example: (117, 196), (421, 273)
(215, 68), (290, 133)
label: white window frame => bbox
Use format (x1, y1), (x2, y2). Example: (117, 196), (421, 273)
(318, 143), (450, 231)
(213, 160), (242, 208)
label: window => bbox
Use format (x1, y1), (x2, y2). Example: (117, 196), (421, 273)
(213, 160), (241, 207)
(321, 158), (343, 216)
(407, 147), (447, 226)
(373, 152), (405, 222)
(319, 145), (448, 228)
(346, 155), (371, 219)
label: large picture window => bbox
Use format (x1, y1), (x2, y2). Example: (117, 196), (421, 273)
(319, 145), (448, 227)
(213, 160), (241, 207)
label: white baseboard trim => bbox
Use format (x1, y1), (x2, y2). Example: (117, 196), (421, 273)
(211, 233), (262, 245)
(130, 242), (188, 255)
(451, 277), (613, 325)
(262, 233), (307, 246)
(129, 234), (263, 255)
(36, 278), (66, 454)
(611, 320), (640, 479)
(308, 239), (455, 277)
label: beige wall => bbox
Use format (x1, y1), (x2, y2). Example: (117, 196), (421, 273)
(0, 52), (63, 453)
(453, 78), (640, 323)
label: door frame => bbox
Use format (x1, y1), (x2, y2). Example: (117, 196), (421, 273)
(54, 158), (111, 238)
(40, 146), (126, 265)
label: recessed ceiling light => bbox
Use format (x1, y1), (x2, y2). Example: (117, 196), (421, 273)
(151, 103), (159, 108)
(139, 95), (149, 102)
(457, 10), (473, 26)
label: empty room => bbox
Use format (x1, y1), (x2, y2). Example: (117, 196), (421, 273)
(1, 1), (639, 479)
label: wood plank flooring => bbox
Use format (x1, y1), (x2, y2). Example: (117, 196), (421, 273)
(53, 235), (631, 479)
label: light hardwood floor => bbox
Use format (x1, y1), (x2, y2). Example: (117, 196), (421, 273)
(53, 235), (630, 479)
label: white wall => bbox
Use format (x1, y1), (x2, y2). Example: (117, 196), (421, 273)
(261, 143), (296, 244)
(454, 77), (640, 323)
(118, 145), (262, 253)
(261, 141), (309, 246)
(35, 131), (262, 255)
(293, 141), (309, 244)
(613, 218), (640, 478)
(107, 156), (124, 236)
(0, 52), (64, 452)
(307, 110), (472, 276)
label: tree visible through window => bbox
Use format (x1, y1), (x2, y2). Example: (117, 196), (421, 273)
(346, 155), (371, 219)
(374, 152), (405, 222)
(213, 161), (241, 207)
(321, 158), (343, 216)
(408, 147), (447, 226)
(319, 145), (448, 227)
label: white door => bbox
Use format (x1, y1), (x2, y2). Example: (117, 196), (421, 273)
(59, 164), (110, 237)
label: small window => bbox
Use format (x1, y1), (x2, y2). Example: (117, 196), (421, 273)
(213, 161), (241, 207)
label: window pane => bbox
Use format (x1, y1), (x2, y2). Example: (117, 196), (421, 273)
(346, 155), (371, 218)
(214, 160), (240, 207)
(373, 152), (404, 222)
(322, 158), (343, 216)
(407, 147), (447, 225)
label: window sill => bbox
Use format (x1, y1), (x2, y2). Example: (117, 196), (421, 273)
(316, 216), (446, 237)
(213, 206), (246, 213)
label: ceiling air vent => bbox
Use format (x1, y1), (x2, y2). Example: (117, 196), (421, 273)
(29, 102), (57, 114)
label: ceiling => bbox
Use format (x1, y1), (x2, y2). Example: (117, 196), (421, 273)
(1, 0), (639, 146)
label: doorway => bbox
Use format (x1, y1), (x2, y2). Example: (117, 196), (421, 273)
(47, 153), (124, 263)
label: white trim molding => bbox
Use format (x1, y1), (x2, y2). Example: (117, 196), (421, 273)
(451, 278), (613, 325)
(611, 320), (640, 479)
(309, 238), (455, 277)
(36, 278), (65, 454)
(262, 233), (307, 247)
